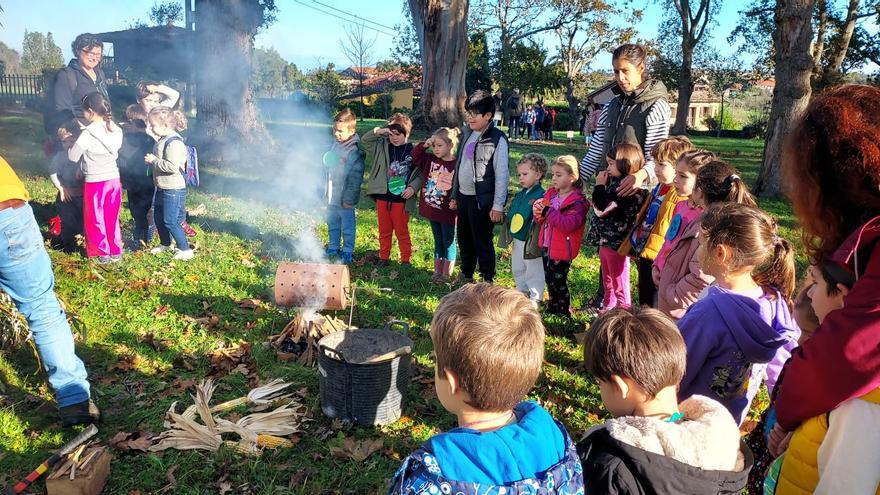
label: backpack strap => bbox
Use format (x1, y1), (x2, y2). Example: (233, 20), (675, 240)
(161, 136), (185, 172)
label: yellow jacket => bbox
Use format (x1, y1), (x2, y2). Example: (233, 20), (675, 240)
(775, 388), (880, 494)
(0, 155), (29, 203)
(618, 184), (682, 261)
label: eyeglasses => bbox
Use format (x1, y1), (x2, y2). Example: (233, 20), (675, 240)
(80, 49), (103, 59)
(465, 111), (485, 119)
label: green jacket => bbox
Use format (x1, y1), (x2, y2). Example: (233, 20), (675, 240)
(361, 127), (423, 211)
(508, 184), (545, 241)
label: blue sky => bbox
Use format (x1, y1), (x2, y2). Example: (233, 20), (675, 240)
(0, 0), (750, 72)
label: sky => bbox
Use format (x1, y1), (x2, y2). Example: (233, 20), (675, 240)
(0, 0), (752, 72)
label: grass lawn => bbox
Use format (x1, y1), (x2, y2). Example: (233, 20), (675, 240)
(0, 113), (797, 494)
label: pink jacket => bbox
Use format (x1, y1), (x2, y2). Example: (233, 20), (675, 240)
(656, 219), (715, 319)
(536, 188), (588, 261)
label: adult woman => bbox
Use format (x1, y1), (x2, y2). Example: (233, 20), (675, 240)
(580, 43), (671, 311)
(773, 85), (880, 432)
(48, 33), (110, 134)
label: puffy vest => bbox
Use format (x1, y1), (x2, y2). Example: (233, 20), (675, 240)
(453, 124), (507, 210)
(600, 79), (668, 164)
(774, 387), (880, 494)
(619, 185), (683, 260)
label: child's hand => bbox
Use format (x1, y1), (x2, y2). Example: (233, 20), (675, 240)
(489, 209), (503, 223)
(768, 423), (793, 457)
(424, 136), (435, 148)
(532, 198), (545, 219)
(375, 127), (391, 137)
(401, 186), (415, 199)
(449, 199), (457, 211)
(596, 170), (608, 186)
(56, 185), (68, 203)
(342, 203), (353, 209)
(144, 153), (157, 164)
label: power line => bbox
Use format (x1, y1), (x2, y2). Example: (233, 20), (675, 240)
(308, 0), (398, 32)
(291, 0), (395, 37)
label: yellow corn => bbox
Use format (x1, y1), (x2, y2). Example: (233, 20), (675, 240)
(256, 434), (294, 449)
(224, 440), (261, 456)
(210, 396), (248, 413)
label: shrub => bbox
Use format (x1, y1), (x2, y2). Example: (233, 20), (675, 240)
(740, 111), (769, 139)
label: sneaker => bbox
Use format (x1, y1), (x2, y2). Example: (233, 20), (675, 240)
(150, 245), (172, 255)
(340, 253), (353, 264)
(110, 254), (123, 263)
(173, 249), (195, 261)
(95, 255), (113, 264)
(325, 248), (340, 259)
(60, 400), (101, 427)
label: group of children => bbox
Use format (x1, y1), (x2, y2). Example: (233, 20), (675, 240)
(49, 82), (195, 263)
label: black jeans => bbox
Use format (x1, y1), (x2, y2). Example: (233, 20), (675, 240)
(543, 252), (572, 315)
(456, 194), (495, 282)
(56, 194), (83, 254)
(127, 186), (155, 248)
(637, 257), (657, 307)
(509, 116), (520, 138)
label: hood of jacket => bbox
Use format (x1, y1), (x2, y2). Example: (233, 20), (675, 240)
(83, 121), (123, 153)
(605, 395), (745, 471)
(611, 78), (668, 105)
(703, 285), (791, 364)
(331, 133), (361, 158)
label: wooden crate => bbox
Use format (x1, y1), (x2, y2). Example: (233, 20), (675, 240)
(46, 449), (111, 495)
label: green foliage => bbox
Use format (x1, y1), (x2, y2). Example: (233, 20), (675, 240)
(391, 3), (421, 84)
(375, 60), (400, 72)
(497, 42), (563, 97)
(306, 63), (346, 107)
(283, 62), (305, 92)
(250, 47), (287, 97)
(20, 31), (63, 74)
(0, 41), (21, 75)
(741, 110), (770, 139)
(466, 32), (493, 93)
(703, 109), (740, 131)
(149, 1), (184, 26)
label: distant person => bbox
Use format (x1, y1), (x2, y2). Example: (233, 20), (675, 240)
(505, 88), (525, 138)
(493, 90), (503, 126)
(49, 121), (85, 254)
(388, 283), (584, 494)
(323, 108), (366, 265)
(412, 127), (460, 282)
(47, 33), (110, 135)
(117, 104), (156, 251)
(145, 107), (194, 260)
(578, 308), (751, 493)
(0, 156), (99, 426)
(450, 90), (509, 284)
(362, 113), (421, 266)
(68, 92), (123, 264)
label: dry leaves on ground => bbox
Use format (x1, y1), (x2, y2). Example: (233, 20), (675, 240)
(330, 437), (384, 462)
(109, 431), (156, 452)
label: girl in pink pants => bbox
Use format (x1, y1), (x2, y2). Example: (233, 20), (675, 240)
(68, 92), (123, 263)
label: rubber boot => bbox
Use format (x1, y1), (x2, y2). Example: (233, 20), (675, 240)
(431, 258), (443, 283)
(443, 259), (455, 279)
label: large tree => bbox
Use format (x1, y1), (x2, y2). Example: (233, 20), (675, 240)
(755, 0), (816, 197)
(193, 0), (277, 157)
(667, 0), (718, 135)
(408, 0), (470, 128)
(250, 47), (287, 97)
(20, 31), (63, 74)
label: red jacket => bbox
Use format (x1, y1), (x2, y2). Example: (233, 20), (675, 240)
(775, 216), (880, 430)
(535, 187), (588, 261)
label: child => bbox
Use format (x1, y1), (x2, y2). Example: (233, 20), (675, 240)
(652, 150), (717, 318)
(506, 153), (547, 305)
(411, 127), (459, 281)
(388, 283), (584, 494)
(450, 89), (510, 283)
(49, 122), (84, 254)
(620, 136), (694, 306)
(118, 104), (156, 250)
(767, 262), (880, 494)
(592, 143), (648, 310)
(678, 202), (799, 425)
(144, 107), (193, 260)
(324, 108), (366, 264)
(578, 307), (751, 493)
(68, 92), (123, 263)
(362, 113), (421, 266)
(533, 155), (588, 316)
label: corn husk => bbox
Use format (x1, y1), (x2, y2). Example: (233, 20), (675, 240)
(236, 403), (302, 436)
(224, 440), (261, 456)
(194, 379), (216, 431)
(150, 411), (222, 452)
(210, 379), (293, 413)
(216, 419), (294, 450)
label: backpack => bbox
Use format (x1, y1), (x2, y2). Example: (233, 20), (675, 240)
(42, 68), (77, 135)
(162, 136), (200, 187)
(508, 95), (519, 110)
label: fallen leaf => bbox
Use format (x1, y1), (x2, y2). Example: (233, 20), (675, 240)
(139, 332), (171, 352)
(288, 467), (317, 490)
(152, 305), (170, 317)
(160, 464), (178, 493)
(237, 298), (261, 310)
(330, 437), (383, 462)
(110, 431), (156, 452)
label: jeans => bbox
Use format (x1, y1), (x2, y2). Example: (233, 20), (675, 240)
(0, 203), (90, 407)
(456, 194), (495, 281)
(430, 220), (456, 261)
(128, 186), (155, 248)
(327, 205), (356, 255)
(154, 188), (188, 250)
(509, 117), (521, 138)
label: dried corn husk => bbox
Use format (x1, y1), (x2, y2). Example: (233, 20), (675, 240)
(194, 379), (216, 431)
(210, 379), (293, 412)
(268, 312), (350, 367)
(236, 403), (302, 436)
(150, 411), (222, 452)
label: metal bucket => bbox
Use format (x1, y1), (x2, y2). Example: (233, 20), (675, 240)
(274, 262), (350, 310)
(317, 321), (412, 426)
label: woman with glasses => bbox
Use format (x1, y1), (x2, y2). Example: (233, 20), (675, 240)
(47, 33), (111, 135)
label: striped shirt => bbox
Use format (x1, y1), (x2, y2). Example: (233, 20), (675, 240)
(579, 98), (671, 182)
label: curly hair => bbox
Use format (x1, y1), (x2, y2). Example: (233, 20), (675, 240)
(783, 84), (880, 262)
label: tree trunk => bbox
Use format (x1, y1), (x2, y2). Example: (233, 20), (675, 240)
(826, 0), (859, 77)
(671, 43), (695, 135)
(756, 0), (816, 197)
(193, 0), (269, 160)
(408, 0), (469, 129)
(812, 0), (828, 78)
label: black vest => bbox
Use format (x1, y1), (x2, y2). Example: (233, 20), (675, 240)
(600, 79), (668, 166)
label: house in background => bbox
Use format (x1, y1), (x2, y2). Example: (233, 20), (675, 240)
(669, 82), (721, 131)
(338, 66), (418, 111)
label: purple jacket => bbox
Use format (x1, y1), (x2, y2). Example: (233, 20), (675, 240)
(678, 286), (800, 425)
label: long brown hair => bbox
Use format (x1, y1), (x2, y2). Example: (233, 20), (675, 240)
(783, 84), (880, 263)
(696, 160), (757, 207)
(610, 142), (644, 176)
(81, 92), (114, 132)
(701, 203), (796, 299)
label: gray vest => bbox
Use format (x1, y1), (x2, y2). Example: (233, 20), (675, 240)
(600, 79), (667, 168)
(454, 123), (507, 209)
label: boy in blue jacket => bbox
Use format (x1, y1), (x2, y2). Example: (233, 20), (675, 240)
(389, 283), (584, 495)
(325, 108), (366, 264)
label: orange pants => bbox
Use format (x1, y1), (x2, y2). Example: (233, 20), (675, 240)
(376, 199), (411, 262)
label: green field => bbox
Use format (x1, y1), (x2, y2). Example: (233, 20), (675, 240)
(0, 113), (795, 493)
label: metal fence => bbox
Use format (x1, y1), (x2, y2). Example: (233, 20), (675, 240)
(0, 73), (46, 102)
